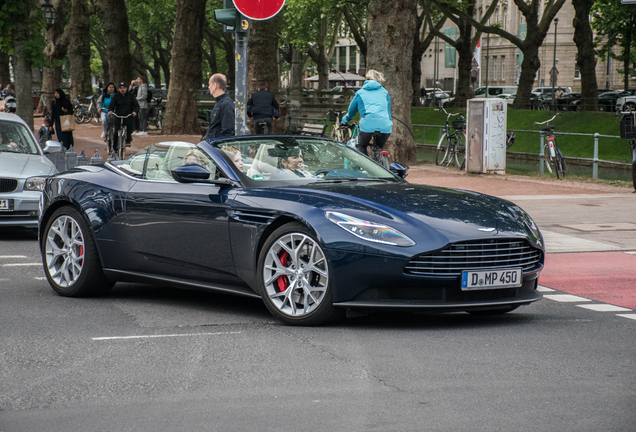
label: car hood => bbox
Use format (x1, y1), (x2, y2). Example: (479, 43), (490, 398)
(279, 181), (539, 244)
(0, 153), (56, 178)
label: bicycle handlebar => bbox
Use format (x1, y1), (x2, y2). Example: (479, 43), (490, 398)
(434, 106), (463, 119)
(533, 112), (562, 126)
(109, 113), (134, 118)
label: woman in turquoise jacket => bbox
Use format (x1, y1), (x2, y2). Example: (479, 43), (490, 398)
(341, 69), (392, 155)
(98, 82), (115, 139)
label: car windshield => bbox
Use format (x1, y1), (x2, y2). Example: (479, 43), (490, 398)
(0, 121), (40, 155)
(215, 137), (398, 184)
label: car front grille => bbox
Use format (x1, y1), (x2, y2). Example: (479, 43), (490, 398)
(405, 239), (543, 277)
(0, 178), (18, 193)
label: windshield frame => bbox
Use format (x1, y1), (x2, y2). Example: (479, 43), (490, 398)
(208, 135), (402, 188)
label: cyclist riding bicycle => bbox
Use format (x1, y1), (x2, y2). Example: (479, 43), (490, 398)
(340, 69), (392, 156)
(108, 82), (139, 152)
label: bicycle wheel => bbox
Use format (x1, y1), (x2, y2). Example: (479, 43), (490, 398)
(543, 144), (553, 174)
(554, 154), (564, 180)
(118, 130), (125, 160)
(453, 131), (466, 169)
(155, 111), (162, 131)
(436, 133), (449, 166)
(380, 153), (390, 170)
(74, 109), (83, 124)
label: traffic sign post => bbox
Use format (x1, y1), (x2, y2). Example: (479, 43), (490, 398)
(214, 0), (286, 136)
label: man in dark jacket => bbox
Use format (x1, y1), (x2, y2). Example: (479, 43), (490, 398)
(206, 74), (235, 141)
(247, 82), (280, 134)
(108, 82), (139, 151)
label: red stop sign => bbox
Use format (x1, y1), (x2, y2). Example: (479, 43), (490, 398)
(233, 0), (285, 21)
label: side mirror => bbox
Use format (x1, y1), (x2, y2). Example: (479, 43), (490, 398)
(42, 140), (62, 154)
(171, 164), (211, 183)
(390, 162), (409, 179)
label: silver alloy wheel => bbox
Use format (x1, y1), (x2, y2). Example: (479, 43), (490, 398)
(45, 215), (85, 287)
(263, 232), (329, 317)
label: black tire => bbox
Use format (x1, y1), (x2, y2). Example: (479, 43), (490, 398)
(554, 154), (562, 179)
(436, 133), (449, 166)
(155, 111), (162, 131)
(453, 131), (466, 169)
(42, 206), (114, 297)
(74, 110), (83, 124)
(257, 222), (344, 326)
(118, 130), (125, 160)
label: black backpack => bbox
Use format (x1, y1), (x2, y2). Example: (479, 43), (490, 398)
(146, 89), (153, 103)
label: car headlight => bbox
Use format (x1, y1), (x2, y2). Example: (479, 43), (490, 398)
(24, 176), (47, 191)
(325, 211), (416, 247)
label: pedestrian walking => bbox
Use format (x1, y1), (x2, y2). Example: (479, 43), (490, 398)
(205, 73), (235, 141)
(50, 88), (74, 150)
(247, 81), (280, 135)
(134, 76), (148, 136)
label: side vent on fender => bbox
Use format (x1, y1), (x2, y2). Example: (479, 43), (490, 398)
(229, 210), (276, 225)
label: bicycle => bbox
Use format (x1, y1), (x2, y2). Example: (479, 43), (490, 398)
(435, 107), (466, 169)
(73, 95), (89, 124)
(328, 110), (350, 143)
(83, 94), (100, 124)
(533, 112), (567, 179)
(341, 123), (390, 170)
(149, 97), (163, 130)
(109, 113), (134, 160)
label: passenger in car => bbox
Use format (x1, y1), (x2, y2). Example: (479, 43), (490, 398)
(183, 149), (208, 167)
(222, 146), (244, 172)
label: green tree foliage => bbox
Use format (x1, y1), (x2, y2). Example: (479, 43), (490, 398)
(591, 0), (636, 88)
(0, 0), (47, 67)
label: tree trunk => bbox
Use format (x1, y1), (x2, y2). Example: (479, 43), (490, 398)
(69, 0), (93, 99)
(366, 0), (418, 163)
(162, 0), (206, 135)
(95, 0), (133, 86)
(247, 17), (280, 97)
(0, 51), (10, 89)
(516, 44), (541, 109)
(623, 25), (632, 92)
(572, 0), (598, 111)
(40, 0), (69, 114)
(13, 23), (34, 131)
(454, 31), (473, 108)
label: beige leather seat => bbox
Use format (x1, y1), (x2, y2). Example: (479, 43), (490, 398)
(246, 144), (280, 180)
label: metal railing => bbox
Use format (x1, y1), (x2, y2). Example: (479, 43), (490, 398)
(412, 124), (629, 179)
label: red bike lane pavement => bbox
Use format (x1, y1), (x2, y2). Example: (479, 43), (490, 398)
(539, 252), (636, 309)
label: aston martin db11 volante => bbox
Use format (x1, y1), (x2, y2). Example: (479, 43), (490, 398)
(39, 136), (544, 325)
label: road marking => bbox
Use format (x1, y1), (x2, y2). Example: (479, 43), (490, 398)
(34, 277), (47, 280)
(577, 304), (632, 312)
(540, 230), (621, 253)
(537, 285), (555, 292)
(0, 255), (28, 259)
(626, 252), (636, 255)
(563, 223), (636, 232)
(616, 314), (636, 321)
(543, 294), (592, 302)
(92, 331), (243, 341)
(1, 263), (41, 267)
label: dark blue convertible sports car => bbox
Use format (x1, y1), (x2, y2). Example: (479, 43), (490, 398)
(39, 136), (544, 325)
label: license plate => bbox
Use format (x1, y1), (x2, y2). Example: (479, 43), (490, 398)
(461, 268), (522, 291)
(0, 199), (13, 211)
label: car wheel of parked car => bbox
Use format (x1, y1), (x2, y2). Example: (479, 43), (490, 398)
(42, 206), (114, 297)
(258, 222), (344, 326)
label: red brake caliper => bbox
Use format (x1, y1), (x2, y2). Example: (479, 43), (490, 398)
(276, 251), (290, 292)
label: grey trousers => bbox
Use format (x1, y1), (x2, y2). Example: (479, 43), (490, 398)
(139, 108), (148, 132)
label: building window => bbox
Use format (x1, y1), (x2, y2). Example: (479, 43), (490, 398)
(501, 55), (506, 81)
(331, 51), (337, 70)
(349, 46), (356, 72)
(493, 56), (498, 81)
(503, 7), (508, 31)
(339, 47), (346, 72)
(574, 53), (581, 79)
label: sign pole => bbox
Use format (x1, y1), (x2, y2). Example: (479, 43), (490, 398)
(235, 31), (249, 135)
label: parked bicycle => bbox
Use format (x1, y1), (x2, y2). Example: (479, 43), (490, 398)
(82, 94), (100, 124)
(109, 113), (134, 160)
(73, 95), (85, 124)
(615, 108), (636, 192)
(435, 107), (466, 169)
(328, 110), (350, 143)
(533, 112), (567, 179)
(148, 97), (163, 130)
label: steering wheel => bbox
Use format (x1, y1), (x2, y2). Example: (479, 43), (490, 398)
(314, 169), (332, 177)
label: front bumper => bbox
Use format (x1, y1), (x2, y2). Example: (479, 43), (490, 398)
(0, 190), (41, 228)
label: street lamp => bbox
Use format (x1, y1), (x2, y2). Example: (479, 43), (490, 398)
(551, 18), (558, 109)
(41, 0), (57, 29)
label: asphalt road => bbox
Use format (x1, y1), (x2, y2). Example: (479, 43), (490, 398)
(1, 207), (635, 432)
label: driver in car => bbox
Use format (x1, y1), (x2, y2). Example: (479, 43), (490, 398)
(0, 129), (19, 151)
(279, 147), (311, 177)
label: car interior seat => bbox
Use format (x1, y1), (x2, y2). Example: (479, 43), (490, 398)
(246, 143), (280, 180)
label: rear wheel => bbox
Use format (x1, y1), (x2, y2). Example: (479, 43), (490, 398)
(118, 129), (126, 160)
(453, 131), (466, 169)
(42, 206), (113, 297)
(436, 133), (449, 166)
(257, 223), (344, 326)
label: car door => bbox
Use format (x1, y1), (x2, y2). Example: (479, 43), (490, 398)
(123, 144), (237, 284)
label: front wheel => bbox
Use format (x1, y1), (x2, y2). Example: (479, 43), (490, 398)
(436, 133), (449, 166)
(257, 223), (344, 326)
(118, 129), (126, 160)
(155, 111), (162, 131)
(74, 109), (84, 124)
(42, 206), (114, 297)
(453, 131), (466, 169)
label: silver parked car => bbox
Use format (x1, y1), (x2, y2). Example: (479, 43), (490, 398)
(0, 113), (62, 228)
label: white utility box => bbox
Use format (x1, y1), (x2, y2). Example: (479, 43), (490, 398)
(465, 98), (507, 174)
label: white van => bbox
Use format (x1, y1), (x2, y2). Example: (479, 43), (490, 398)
(532, 86), (572, 96)
(473, 86), (518, 98)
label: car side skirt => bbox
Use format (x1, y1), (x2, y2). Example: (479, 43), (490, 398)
(102, 269), (261, 299)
